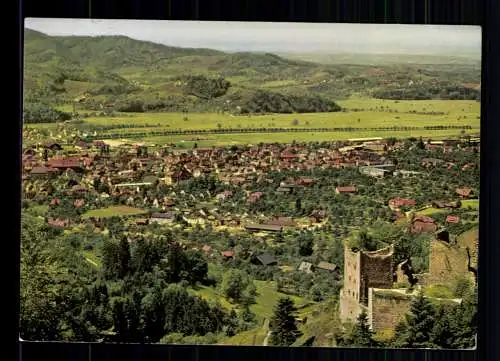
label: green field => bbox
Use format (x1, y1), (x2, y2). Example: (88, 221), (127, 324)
(221, 324), (269, 346)
(79, 99), (479, 130)
(417, 199), (479, 217)
(192, 279), (315, 346)
(29, 97), (480, 148)
(417, 207), (447, 216)
(27, 96), (481, 149)
(190, 280), (310, 320)
(461, 199), (479, 210)
(140, 128), (475, 148)
(337, 98), (480, 114)
(81, 205), (148, 219)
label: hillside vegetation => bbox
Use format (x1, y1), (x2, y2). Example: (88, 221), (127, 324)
(23, 29), (481, 123)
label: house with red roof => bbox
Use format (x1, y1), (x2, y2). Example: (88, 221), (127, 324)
(335, 185), (357, 194)
(446, 215), (460, 224)
(411, 214), (437, 234)
(456, 187), (473, 198)
(388, 198), (416, 211)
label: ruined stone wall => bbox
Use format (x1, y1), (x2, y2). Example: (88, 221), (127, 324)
(414, 273), (430, 286)
(429, 229), (478, 285)
(368, 289), (413, 332)
(428, 240), (469, 285)
(339, 290), (363, 324)
(359, 246), (394, 303)
(343, 245), (361, 302)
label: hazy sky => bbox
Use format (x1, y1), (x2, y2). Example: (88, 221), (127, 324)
(25, 19), (481, 55)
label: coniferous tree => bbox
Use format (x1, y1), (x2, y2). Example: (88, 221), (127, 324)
(404, 292), (436, 348)
(430, 304), (455, 349)
(102, 239), (120, 280)
(391, 320), (409, 348)
(349, 311), (378, 347)
(269, 297), (302, 346)
(295, 198), (302, 214)
(140, 284), (167, 343)
(117, 236), (132, 279)
(446, 286), (477, 349)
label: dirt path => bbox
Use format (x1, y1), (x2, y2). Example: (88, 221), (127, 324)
(263, 331), (272, 346)
(262, 319), (271, 346)
(85, 258), (98, 266)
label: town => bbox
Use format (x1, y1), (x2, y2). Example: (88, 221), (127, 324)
(21, 131), (479, 347)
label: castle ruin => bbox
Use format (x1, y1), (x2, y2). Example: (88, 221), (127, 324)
(339, 244), (394, 328)
(339, 228), (478, 333)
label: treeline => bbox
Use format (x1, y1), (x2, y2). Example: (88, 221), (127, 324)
(80, 95), (192, 113)
(87, 83), (140, 96)
(23, 103), (72, 123)
(373, 84), (480, 101)
(232, 89), (342, 114)
(91, 124), (473, 140)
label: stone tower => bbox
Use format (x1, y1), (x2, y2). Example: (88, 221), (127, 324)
(339, 244), (394, 324)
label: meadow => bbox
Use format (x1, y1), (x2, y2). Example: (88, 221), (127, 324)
(417, 199), (480, 216)
(81, 205), (148, 219)
(141, 129), (472, 148)
(35, 98), (481, 148)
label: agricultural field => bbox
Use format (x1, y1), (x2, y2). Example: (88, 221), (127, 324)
(32, 98), (480, 148)
(140, 129), (470, 149)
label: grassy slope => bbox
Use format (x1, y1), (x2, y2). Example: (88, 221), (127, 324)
(23, 28), (481, 108)
(191, 280), (310, 320)
(417, 198), (479, 216)
(81, 205), (148, 219)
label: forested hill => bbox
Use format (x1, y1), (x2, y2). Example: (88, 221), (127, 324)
(23, 28), (481, 117)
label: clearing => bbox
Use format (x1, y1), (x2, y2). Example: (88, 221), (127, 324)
(81, 205), (148, 219)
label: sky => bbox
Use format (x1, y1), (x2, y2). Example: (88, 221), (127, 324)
(25, 19), (481, 56)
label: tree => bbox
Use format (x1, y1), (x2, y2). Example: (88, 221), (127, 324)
(102, 239), (120, 280)
(20, 217), (64, 340)
(132, 238), (161, 275)
(295, 198), (302, 213)
(430, 304), (455, 349)
(391, 320), (409, 348)
(220, 269), (256, 305)
(140, 284), (167, 343)
(417, 137), (425, 150)
(443, 287), (477, 349)
(297, 231), (314, 257)
(357, 230), (379, 251)
(117, 237), (132, 279)
(404, 292), (436, 348)
(162, 242), (186, 283)
(269, 297), (302, 346)
(184, 249), (208, 285)
(349, 311), (378, 347)
(110, 295), (142, 342)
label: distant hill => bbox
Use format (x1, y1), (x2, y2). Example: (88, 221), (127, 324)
(23, 28), (481, 118)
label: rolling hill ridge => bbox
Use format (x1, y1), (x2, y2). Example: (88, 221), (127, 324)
(23, 28), (481, 120)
